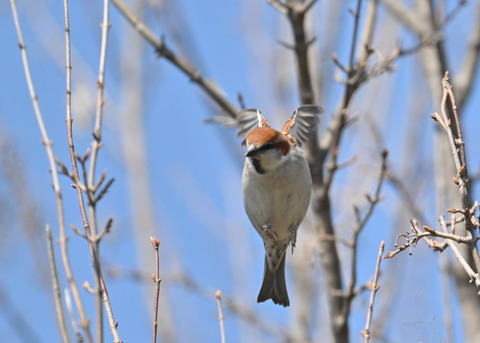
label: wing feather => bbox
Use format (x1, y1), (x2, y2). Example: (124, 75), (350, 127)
(235, 108), (270, 138)
(282, 105), (323, 145)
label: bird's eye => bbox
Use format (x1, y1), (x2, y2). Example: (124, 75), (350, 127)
(258, 143), (275, 151)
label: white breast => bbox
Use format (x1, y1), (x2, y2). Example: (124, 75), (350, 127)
(242, 148), (312, 245)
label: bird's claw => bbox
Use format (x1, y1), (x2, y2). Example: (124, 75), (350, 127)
(262, 224), (278, 245)
(289, 225), (298, 254)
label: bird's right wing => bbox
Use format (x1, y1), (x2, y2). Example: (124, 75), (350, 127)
(235, 109), (270, 139)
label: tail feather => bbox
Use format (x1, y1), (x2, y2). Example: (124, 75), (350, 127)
(257, 253), (289, 307)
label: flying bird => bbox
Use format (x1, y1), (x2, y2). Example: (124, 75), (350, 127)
(236, 105), (322, 307)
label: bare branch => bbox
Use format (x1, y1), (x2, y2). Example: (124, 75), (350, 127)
(455, 3), (480, 107)
(70, 224), (86, 239)
(55, 157), (76, 181)
(332, 53), (348, 73)
(94, 170), (108, 193)
(46, 225), (70, 343)
(343, 150), (388, 323)
(312, 1), (385, 341)
(108, 267), (296, 342)
(423, 224), (479, 245)
(386, 168), (427, 224)
(384, 220), (430, 258)
(215, 290), (226, 343)
(442, 1), (467, 27)
(267, 0), (289, 15)
(379, 0), (421, 34)
(63, 0), (121, 341)
(357, 0), (379, 64)
(438, 72), (480, 274)
(91, 5), (120, 337)
(95, 177), (115, 203)
(446, 239), (480, 293)
(82, 281), (96, 295)
(65, 290), (84, 343)
(99, 217), (114, 240)
(362, 241), (384, 342)
(64, 0), (101, 340)
(320, 0), (378, 159)
(151, 237), (161, 343)
(10, 0), (93, 340)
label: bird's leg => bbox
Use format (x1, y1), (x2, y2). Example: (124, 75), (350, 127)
(262, 224), (278, 245)
(289, 224), (298, 254)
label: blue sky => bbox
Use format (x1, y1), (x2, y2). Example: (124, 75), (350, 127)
(1, 0), (480, 342)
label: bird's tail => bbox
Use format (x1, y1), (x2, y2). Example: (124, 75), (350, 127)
(257, 253), (289, 307)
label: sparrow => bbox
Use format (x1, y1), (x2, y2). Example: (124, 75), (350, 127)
(236, 105), (322, 307)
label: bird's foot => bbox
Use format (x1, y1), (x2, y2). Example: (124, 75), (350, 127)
(289, 225), (298, 254)
(262, 224), (278, 245)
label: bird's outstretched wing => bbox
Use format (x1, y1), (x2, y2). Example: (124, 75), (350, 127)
(282, 105), (323, 146)
(235, 109), (270, 139)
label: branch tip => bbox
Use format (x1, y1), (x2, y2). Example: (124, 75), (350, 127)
(150, 236), (160, 248)
(381, 149), (389, 159)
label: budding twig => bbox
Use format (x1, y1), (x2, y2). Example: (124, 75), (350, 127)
(362, 241), (384, 342)
(151, 237), (161, 343)
(216, 290), (226, 343)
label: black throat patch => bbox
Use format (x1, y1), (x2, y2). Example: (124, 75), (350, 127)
(250, 158), (265, 174)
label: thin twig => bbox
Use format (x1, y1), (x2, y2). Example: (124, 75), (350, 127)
(322, 0), (370, 186)
(423, 225), (479, 245)
(65, 289), (84, 343)
(63, 0), (103, 341)
(95, 170), (108, 192)
(267, 0), (289, 14)
(384, 221), (430, 258)
(386, 168), (427, 223)
(10, 0), (93, 341)
(95, 177), (115, 203)
(302, 0), (318, 14)
(446, 240), (480, 293)
(344, 150), (388, 321)
(439, 73), (463, 173)
(441, 0), (467, 28)
(108, 268), (294, 341)
(356, 0), (378, 64)
(87, 0), (111, 338)
(46, 225), (70, 343)
(97, 217), (114, 242)
(318, 233), (354, 248)
(385, 209), (479, 259)
(83, 281), (96, 295)
(362, 241), (384, 342)
(87, 0), (110, 211)
(216, 290), (226, 343)
(63, 0), (120, 341)
(444, 74), (465, 167)
(332, 53), (348, 73)
(438, 72), (480, 275)
(384, 217), (465, 258)
(438, 216), (480, 292)
(150, 237), (161, 343)
(455, 2), (480, 108)
(71, 224), (87, 239)
(312, 0), (380, 341)
(348, 0), (363, 71)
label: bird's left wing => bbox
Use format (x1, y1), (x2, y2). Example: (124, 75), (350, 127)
(282, 105), (323, 146)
